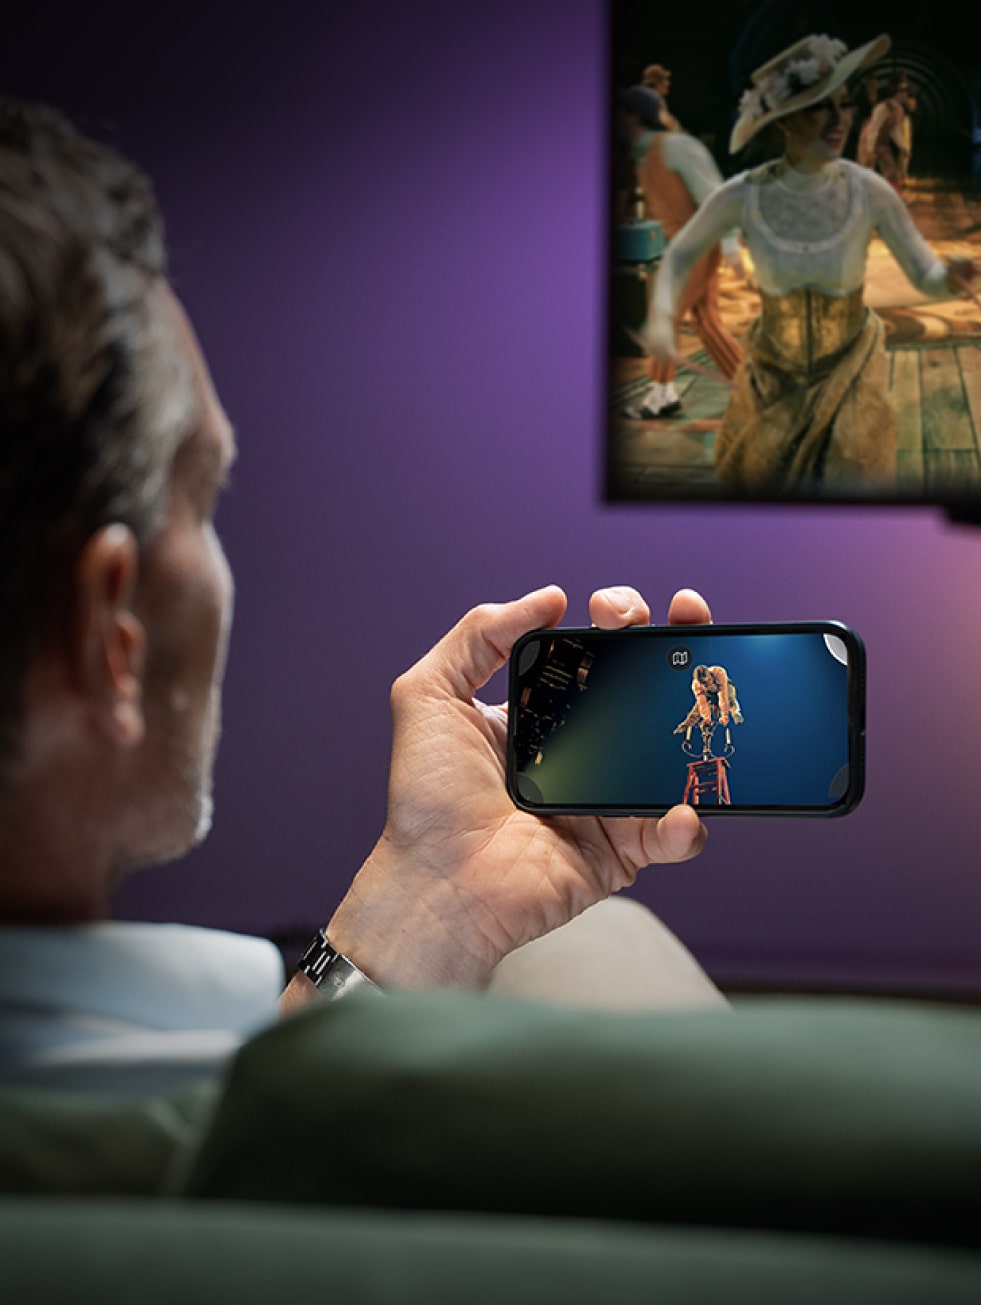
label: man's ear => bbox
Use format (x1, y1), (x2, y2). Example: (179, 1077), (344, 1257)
(73, 523), (146, 748)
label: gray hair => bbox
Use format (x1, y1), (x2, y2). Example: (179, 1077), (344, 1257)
(0, 100), (198, 769)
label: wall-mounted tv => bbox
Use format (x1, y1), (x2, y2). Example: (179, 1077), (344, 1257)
(606, 0), (981, 513)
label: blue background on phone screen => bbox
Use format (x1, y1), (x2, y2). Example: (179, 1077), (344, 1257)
(519, 631), (851, 809)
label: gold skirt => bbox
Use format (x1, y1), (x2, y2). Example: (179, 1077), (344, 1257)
(715, 292), (896, 498)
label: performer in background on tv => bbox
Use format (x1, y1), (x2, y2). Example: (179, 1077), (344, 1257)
(641, 63), (683, 132)
(867, 71), (916, 193)
(618, 86), (744, 420)
(855, 72), (880, 169)
(640, 33), (980, 497)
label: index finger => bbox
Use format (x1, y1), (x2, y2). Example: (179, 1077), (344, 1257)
(589, 585), (651, 629)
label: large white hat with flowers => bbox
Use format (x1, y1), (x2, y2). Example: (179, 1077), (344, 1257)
(729, 32), (890, 153)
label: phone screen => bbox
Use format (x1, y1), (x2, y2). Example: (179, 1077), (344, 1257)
(507, 623), (865, 815)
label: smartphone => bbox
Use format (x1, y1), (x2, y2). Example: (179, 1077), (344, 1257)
(507, 622), (865, 816)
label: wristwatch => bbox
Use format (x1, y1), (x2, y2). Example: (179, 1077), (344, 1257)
(296, 930), (382, 1000)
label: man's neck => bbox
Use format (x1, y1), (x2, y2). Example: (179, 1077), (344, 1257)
(0, 769), (117, 924)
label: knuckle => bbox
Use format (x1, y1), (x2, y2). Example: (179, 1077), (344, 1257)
(389, 669), (414, 709)
(463, 601), (497, 628)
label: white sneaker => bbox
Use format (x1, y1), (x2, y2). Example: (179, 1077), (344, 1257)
(622, 381), (682, 420)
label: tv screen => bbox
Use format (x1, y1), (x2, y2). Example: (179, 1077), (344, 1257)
(606, 0), (981, 512)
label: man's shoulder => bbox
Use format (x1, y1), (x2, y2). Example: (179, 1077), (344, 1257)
(0, 921), (284, 1095)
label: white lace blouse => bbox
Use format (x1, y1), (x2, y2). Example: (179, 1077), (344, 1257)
(650, 158), (950, 332)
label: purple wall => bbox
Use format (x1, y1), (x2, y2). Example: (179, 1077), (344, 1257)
(8, 2), (981, 992)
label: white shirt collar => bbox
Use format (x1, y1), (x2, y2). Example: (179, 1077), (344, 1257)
(0, 921), (284, 1093)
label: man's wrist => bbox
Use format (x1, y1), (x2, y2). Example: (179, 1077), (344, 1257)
(325, 837), (506, 991)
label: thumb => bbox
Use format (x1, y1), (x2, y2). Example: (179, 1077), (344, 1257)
(422, 586), (568, 701)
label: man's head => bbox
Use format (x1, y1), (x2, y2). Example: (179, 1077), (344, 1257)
(0, 100), (236, 917)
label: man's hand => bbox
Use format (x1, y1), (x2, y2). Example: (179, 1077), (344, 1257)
(292, 585), (712, 1003)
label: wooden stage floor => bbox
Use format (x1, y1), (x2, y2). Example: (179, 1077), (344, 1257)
(608, 180), (981, 502)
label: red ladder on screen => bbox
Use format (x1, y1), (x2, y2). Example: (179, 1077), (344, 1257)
(683, 757), (731, 806)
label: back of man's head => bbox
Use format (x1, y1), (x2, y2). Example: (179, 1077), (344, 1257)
(0, 100), (196, 775)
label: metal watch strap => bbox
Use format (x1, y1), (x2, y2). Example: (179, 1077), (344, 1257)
(296, 929), (382, 999)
